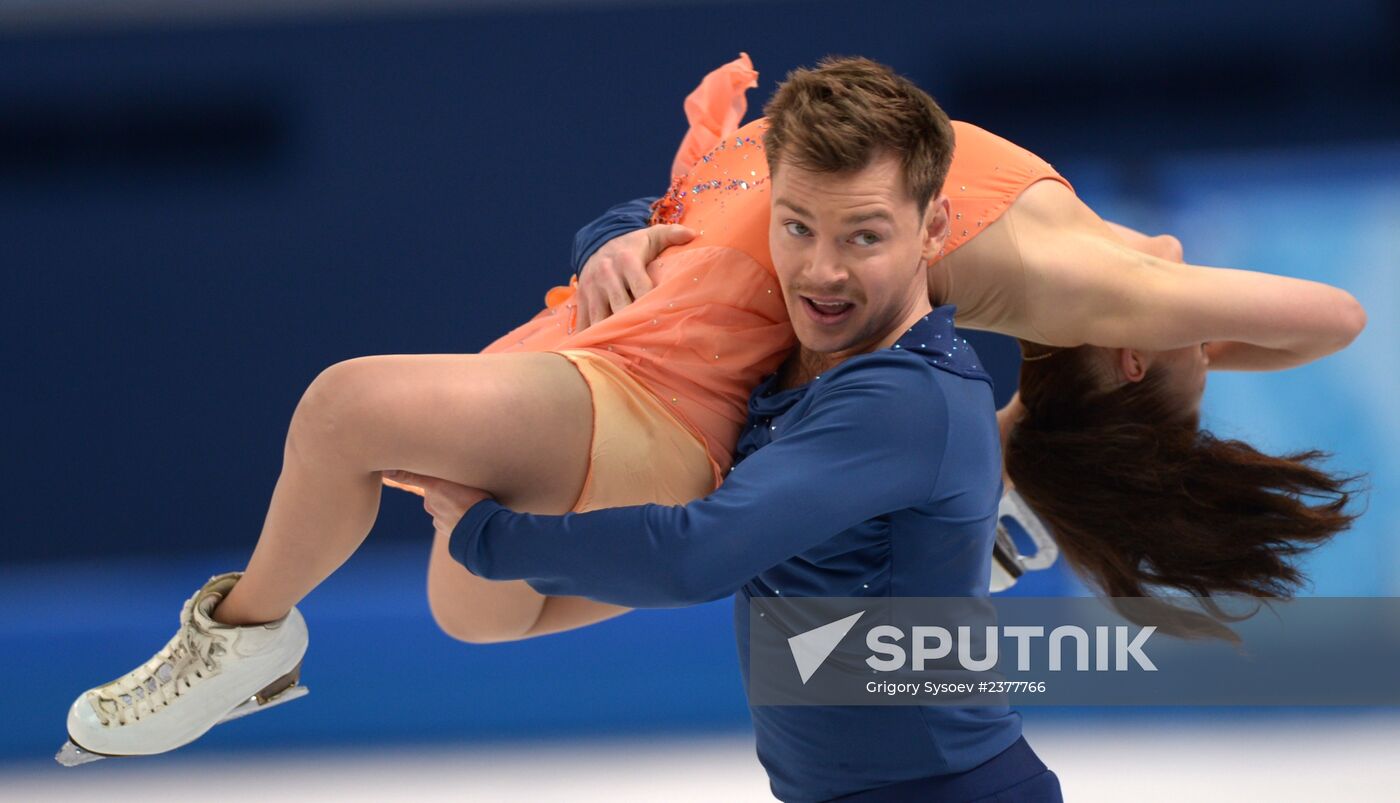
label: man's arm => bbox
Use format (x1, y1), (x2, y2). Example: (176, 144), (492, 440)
(571, 196), (657, 272)
(570, 196), (696, 331)
(451, 357), (950, 607)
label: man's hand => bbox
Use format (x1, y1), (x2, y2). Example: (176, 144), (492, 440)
(381, 470), (494, 539)
(573, 223), (695, 332)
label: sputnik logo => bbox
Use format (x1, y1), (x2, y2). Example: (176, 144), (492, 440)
(787, 611), (865, 684)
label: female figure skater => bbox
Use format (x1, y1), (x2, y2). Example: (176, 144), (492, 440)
(552, 54), (1366, 639)
(61, 55), (1362, 763)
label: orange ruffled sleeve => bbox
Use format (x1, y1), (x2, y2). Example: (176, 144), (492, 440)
(669, 53), (759, 180)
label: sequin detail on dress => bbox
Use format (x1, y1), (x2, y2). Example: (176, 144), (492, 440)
(651, 127), (769, 226)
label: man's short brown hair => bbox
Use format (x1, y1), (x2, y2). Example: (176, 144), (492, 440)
(763, 56), (954, 212)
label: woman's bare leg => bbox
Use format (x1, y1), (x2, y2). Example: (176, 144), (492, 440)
(424, 526), (633, 641)
(214, 352), (592, 639)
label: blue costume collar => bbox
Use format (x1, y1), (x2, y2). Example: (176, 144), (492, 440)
(750, 304), (991, 414)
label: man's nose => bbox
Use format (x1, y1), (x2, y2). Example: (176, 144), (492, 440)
(807, 241), (849, 285)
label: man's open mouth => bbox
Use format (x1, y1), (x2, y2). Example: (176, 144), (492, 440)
(800, 296), (856, 326)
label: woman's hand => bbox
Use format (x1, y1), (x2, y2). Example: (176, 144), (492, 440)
(573, 224), (695, 332)
(381, 470), (494, 539)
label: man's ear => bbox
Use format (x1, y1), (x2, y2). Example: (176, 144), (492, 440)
(1117, 348), (1150, 383)
(920, 195), (951, 263)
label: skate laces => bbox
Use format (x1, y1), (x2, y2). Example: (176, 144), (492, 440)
(89, 594), (230, 727)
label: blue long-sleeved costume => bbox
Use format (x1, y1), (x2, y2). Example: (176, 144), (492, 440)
(568, 195), (658, 272)
(451, 302), (1022, 802)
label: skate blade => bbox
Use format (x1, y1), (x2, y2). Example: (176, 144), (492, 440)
(55, 740), (107, 767)
(218, 682), (309, 723)
(54, 680), (309, 767)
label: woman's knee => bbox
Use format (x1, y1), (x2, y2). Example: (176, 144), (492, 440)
(424, 551), (546, 644)
(286, 356), (394, 462)
(426, 580), (540, 645)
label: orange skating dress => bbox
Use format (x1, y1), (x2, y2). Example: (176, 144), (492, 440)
(479, 58), (791, 483)
(480, 55), (1071, 485)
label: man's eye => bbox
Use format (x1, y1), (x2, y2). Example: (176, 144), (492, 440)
(784, 221), (811, 237)
(852, 232), (881, 247)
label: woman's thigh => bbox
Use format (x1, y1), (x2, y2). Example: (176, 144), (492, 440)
(302, 350), (592, 512)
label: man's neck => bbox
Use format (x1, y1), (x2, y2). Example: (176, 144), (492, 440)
(778, 299), (934, 390)
(777, 348), (833, 390)
(927, 260), (952, 306)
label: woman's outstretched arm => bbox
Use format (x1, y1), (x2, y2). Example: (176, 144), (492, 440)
(1010, 181), (1367, 370)
(1102, 217), (1367, 370)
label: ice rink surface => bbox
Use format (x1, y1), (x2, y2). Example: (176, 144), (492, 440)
(10, 711), (1400, 802)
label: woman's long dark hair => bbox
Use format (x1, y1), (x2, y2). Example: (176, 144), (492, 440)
(1004, 343), (1364, 642)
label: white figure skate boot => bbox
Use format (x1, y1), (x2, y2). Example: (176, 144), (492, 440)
(57, 572), (309, 766)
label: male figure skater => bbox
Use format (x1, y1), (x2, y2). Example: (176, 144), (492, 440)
(402, 59), (1062, 802)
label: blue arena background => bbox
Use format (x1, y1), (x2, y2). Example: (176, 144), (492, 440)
(2, 0), (1397, 777)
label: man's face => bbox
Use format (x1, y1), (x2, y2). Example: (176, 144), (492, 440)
(769, 152), (948, 356)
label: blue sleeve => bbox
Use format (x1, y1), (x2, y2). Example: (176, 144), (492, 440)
(450, 357), (950, 607)
(570, 196), (659, 274)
